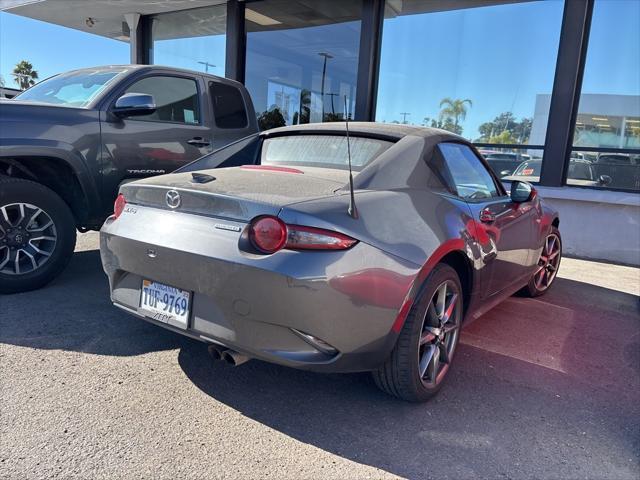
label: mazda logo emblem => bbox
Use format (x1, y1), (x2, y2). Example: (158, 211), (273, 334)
(166, 190), (181, 209)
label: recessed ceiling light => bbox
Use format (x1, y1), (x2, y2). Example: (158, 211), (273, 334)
(245, 8), (282, 26)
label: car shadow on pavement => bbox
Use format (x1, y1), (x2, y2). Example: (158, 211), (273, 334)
(177, 276), (639, 479)
(0, 250), (183, 356)
(2, 250), (638, 478)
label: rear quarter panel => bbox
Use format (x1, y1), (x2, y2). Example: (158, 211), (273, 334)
(279, 188), (483, 323)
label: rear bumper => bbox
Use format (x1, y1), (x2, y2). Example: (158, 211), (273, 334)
(99, 206), (421, 372)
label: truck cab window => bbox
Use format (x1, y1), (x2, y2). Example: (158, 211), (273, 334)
(124, 76), (200, 124)
(210, 81), (248, 129)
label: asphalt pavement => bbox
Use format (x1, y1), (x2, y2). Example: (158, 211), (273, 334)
(1, 233), (639, 479)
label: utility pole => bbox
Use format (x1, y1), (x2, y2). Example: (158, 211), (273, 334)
(400, 112), (411, 124)
(318, 52), (333, 121)
(197, 61), (216, 73)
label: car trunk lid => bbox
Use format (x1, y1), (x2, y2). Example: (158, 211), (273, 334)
(119, 165), (349, 222)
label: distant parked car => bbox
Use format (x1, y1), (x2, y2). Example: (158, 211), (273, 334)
(593, 153), (640, 190)
(0, 65), (258, 293)
(100, 122), (561, 402)
(483, 152), (531, 176)
(504, 158), (612, 187)
(502, 158), (612, 187)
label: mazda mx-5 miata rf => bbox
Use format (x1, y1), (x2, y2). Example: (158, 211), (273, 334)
(100, 123), (562, 401)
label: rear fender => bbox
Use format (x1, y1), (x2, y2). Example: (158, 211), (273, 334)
(390, 240), (468, 333)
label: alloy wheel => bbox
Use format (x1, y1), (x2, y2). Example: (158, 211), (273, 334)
(534, 233), (561, 291)
(418, 280), (461, 387)
(0, 203), (58, 275)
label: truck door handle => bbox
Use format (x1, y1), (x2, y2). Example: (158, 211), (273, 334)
(187, 137), (211, 147)
(479, 209), (496, 223)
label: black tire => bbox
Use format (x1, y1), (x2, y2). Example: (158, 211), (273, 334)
(521, 226), (562, 298)
(0, 177), (77, 294)
(373, 264), (463, 402)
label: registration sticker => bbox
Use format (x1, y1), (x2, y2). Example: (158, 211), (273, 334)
(139, 279), (191, 329)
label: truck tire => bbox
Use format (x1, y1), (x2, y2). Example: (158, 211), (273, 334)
(0, 177), (77, 294)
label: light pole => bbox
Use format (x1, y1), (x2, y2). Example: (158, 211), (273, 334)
(197, 61), (216, 73)
(327, 92), (339, 116)
(400, 112), (411, 124)
(318, 52), (333, 121)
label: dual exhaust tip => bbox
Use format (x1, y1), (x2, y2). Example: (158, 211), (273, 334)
(208, 344), (250, 367)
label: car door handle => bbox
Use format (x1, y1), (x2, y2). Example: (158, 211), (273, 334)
(479, 209), (496, 223)
(187, 137), (211, 147)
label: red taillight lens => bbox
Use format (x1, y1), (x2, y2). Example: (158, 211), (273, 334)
(113, 194), (126, 219)
(248, 216), (357, 253)
(249, 216), (287, 253)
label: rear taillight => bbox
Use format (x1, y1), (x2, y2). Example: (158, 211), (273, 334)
(248, 216), (357, 254)
(249, 216), (288, 253)
(113, 194), (126, 219)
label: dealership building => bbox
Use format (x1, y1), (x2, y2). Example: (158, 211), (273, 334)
(4, 0), (639, 265)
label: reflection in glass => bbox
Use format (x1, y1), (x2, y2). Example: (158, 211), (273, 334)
(376, 0), (563, 146)
(245, 0), (362, 129)
(567, 0), (640, 190)
(568, 150), (640, 190)
(150, 5), (227, 78)
(487, 147), (545, 184)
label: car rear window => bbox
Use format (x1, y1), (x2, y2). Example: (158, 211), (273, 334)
(261, 135), (393, 171)
(515, 161), (541, 176)
(210, 81), (248, 129)
(568, 162), (594, 180)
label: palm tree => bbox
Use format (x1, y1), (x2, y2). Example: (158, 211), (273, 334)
(13, 60), (39, 90)
(438, 97), (473, 131)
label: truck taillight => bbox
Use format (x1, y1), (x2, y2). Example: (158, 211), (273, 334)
(248, 216), (357, 254)
(113, 194), (126, 219)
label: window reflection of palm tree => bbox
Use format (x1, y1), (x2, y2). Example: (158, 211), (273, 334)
(298, 89), (311, 124)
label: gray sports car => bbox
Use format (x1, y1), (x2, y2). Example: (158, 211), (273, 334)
(100, 123), (561, 401)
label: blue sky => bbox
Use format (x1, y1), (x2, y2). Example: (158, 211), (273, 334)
(1, 0), (638, 140)
(0, 12), (129, 85)
(375, 0), (640, 138)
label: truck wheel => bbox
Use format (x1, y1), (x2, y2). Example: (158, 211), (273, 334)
(0, 177), (77, 294)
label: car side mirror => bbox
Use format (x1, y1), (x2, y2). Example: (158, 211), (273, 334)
(598, 174), (612, 186)
(500, 170), (511, 177)
(113, 93), (156, 117)
(510, 180), (535, 203)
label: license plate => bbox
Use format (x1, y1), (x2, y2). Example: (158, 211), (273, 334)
(139, 279), (191, 329)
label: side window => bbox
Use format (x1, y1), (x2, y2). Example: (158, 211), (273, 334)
(124, 76), (200, 124)
(209, 81), (248, 129)
(435, 143), (500, 200)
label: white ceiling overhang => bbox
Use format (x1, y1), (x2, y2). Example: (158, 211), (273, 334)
(1, 0), (227, 41)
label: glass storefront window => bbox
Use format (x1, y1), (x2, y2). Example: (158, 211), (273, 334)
(376, 0), (564, 152)
(150, 5), (227, 78)
(245, 0), (362, 130)
(568, 0), (640, 190)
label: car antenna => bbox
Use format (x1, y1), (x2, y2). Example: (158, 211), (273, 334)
(344, 96), (358, 219)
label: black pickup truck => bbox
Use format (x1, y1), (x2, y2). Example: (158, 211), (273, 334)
(0, 65), (258, 293)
